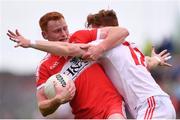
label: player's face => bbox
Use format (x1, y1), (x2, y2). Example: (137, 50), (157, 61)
(43, 18), (69, 42)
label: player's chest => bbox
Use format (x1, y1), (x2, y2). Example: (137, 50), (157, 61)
(48, 57), (67, 75)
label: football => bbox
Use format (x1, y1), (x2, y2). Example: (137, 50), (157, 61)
(44, 73), (70, 99)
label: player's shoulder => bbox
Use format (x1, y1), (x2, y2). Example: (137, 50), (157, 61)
(70, 28), (97, 43)
(35, 54), (54, 85)
(38, 54), (51, 66)
(37, 54), (59, 71)
(39, 54), (61, 65)
(72, 28), (97, 35)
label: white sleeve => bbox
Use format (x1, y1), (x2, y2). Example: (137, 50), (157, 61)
(96, 29), (101, 39)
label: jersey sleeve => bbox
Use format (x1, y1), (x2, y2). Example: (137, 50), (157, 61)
(69, 29), (98, 43)
(36, 63), (50, 90)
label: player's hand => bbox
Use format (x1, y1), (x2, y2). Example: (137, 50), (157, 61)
(68, 43), (90, 57)
(78, 43), (91, 50)
(82, 45), (104, 61)
(54, 80), (76, 104)
(7, 29), (31, 48)
(151, 47), (172, 67)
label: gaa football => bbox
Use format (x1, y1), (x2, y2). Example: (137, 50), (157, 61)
(44, 73), (69, 99)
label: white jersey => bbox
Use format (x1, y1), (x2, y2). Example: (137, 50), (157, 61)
(89, 39), (168, 116)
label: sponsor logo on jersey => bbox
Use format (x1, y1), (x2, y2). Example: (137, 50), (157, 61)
(56, 74), (66, 87)
(50, 61), (60, 70)
(60, 57), (94, 81)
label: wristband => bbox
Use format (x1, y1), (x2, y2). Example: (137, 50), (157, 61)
(30, 40), (36, 45)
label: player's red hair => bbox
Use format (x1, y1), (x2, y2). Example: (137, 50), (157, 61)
(39, 12), (64, 31)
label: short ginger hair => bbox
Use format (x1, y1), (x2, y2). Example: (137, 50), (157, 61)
(39, 11), (64, 31)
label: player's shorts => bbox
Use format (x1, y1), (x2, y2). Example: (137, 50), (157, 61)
(135, 96), (176, 119)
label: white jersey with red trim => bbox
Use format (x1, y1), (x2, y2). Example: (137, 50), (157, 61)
(89, 39), (169, 116)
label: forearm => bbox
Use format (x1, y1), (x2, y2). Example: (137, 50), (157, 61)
(30, 41), (85, 57)
(38, 97), (61, 117)
(98, 27), (129, 51)
(30, 41), (71, 56)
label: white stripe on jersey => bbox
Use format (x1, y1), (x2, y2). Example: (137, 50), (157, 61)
(37, 83), (45, 90)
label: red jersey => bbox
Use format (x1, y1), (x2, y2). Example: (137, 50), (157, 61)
(36, 29), (124, 118)
(70, 29), (98, 44)
(36, 54), (66, 89)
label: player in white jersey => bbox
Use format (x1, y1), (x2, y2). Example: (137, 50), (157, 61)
(89, 38), (176, 119)
(83, 9), (176, 119)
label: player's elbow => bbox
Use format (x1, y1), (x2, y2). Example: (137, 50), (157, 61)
(38, 103), (52, 117)
(39, 106), (55, 117)
(38, 105), (47, 116)
(40, 110), (48, 117)
(113, 26), (129, 37)
(39, 107), (48, 117)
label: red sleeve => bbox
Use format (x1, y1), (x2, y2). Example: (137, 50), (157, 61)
(36, 62), (50, 88)
(69, 29), (97, 43)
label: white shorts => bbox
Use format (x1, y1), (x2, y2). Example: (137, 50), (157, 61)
(135, 96), (176, 119)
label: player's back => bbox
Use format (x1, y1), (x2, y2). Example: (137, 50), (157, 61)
(99, 41), (168, 113)
(70, 63), (123, 118)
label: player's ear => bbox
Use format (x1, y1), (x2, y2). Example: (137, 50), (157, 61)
(42, 31), (48, 39)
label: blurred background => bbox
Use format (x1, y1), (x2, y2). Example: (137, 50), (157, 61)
(1, 0), (180, 118)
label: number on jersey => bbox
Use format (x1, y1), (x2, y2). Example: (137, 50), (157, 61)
(123, 42), (146, 66)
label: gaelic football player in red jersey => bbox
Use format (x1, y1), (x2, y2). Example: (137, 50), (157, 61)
(7, 11), (128, 119)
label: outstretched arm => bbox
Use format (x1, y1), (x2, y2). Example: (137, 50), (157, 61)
(146, 48), (172, 70)
(7, 30), (90, 57)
